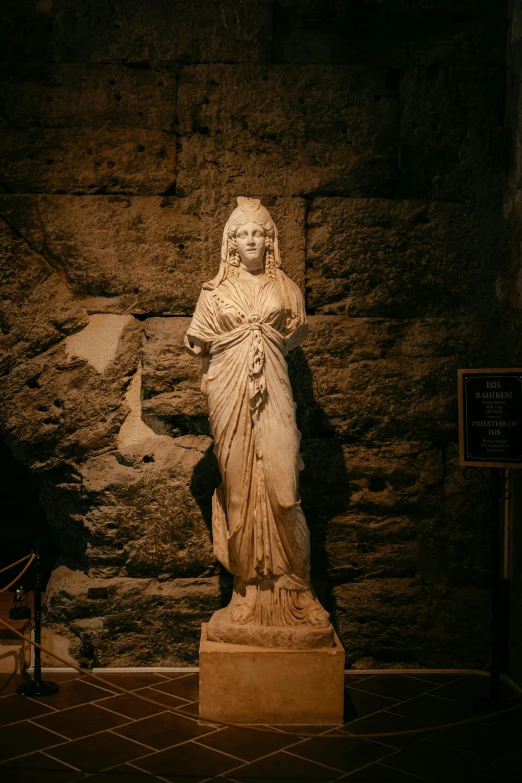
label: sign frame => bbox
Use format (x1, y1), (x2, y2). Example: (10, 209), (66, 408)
(458, 368), (522, 469)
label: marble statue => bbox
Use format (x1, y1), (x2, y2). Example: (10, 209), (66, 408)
(184, 197), (334, 648)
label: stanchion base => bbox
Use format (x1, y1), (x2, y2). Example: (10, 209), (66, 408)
(16, 680), (59, 698)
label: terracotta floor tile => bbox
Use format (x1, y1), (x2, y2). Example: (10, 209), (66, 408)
(269, 724), (335, 735)
(210, 778), (245, 783)
(478, 698), (522, 729)
(350, 674), (435, 702)
(344, 675), (372, 685)
(464, 751), (522, 781)
(340, 708), (429, 749)
(93, 672), (171, 691)
(290, 735), (393, 774)
(344, 687), (399, 720)
(389, 693), (477, 726)
(197, 725), (299, 762)
(159, 671), (199, 681)
(112, 709), (218, 749)
(0, 750), (83, 782)
(151, 674), (199, 702)
(431, 719), (520, 760)
(409, 673), (469, 685)
(30, 677), (113, 710)
(85, 762), (166, 781)
(134, 739), (238, 782)
(341, 761), (424, 780)
(228, 748), (342, 782)
(41, 671), (81, 683)
(137, 686), (193, 711)
(0, 672), (511, 782)
(0, 673), (29, 697)
(0, 719), (65, 761)
(383, 738), (491, 781)
(93, 690), (170, 720)
(179, 700), (200, 716)
(46, 730), (151, 773)
(427, 675), (514, 706)
(0, 692), (56, 727)
(34, 702), (131, 739)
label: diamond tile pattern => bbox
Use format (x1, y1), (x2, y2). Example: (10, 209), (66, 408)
(0, 670), (519, 781)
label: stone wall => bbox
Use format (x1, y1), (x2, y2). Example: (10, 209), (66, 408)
(0, 1), (510, 667)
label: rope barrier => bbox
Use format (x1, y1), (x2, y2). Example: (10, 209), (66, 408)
(0, 553), (521, 741)
(0, 553), (33, 575)
(0, 554), (35, 594)
(2, 615), (521, 739)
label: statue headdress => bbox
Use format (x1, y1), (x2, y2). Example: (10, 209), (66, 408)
(203, 197), (281, 290)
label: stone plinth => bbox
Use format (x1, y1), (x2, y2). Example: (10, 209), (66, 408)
(207, 607), (334, 649)
(199, 623), (345, 725)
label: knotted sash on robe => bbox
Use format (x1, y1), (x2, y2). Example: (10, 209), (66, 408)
(184, 270), (310, 591)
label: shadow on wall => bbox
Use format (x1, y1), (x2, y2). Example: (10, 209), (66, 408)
(289, 348), (351, 617)
(189, 347), (351, 616)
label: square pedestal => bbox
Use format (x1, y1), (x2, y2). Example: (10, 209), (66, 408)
(199, 623), (345, 725)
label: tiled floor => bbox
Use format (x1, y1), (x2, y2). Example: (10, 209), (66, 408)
(0, 669), (520, 782)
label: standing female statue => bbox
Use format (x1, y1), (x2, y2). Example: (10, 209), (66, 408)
(185, 198), (334, 648)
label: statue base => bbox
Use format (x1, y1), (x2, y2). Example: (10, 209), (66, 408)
(199, 623), (345, 725)
(207, 606), (335, 649)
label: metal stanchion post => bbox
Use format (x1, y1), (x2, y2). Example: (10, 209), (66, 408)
(16, 545), (59, 698)
(489, 468), (502, 706)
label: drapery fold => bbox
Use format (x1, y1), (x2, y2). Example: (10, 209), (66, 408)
(185, 270), (310, 589)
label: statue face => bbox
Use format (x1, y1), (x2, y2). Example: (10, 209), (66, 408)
(235, 222), (266, 269)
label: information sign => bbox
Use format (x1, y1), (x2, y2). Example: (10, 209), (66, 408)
(458, 368), (522, 468)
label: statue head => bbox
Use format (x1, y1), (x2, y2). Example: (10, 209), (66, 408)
(201, 198), (281, 289)
(234, 221), (267, 271)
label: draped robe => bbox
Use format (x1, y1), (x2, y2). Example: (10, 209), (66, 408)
(185, 269), (311, 592)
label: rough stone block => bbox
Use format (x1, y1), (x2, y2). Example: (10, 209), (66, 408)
(0, 211), (87, 376)
(298, 438), (444, 581)
(0, 129), (176, 195)
(306, 198), (506, 316)
(333, 578), (490, 669)
(290, 316), (489, 444)
(397, 67), (506, 202)
(46, 0), (273, 65)
(273, 1), (504, 68)
(324, 514), (418, 582)
(434, 442), (491, 585)
(40, 434), (220, 579)
(142, 317), (209, 437)
(43, 566), (222, 666)
(0, 0), (272, 65)
(406, 13), (505, 68)
(0, 64), (177, 131)
(0, 315), (141, 471)
(177, 65), (398, 198)
(0, 0), (53, 62)
(0, 195), (306, 315)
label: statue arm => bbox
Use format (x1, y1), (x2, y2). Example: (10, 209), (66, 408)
(285, 321), (309, 352)
(183, 333), (209, 358)
(281, 274), (309, 352)
(183, 288), (217, 357)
